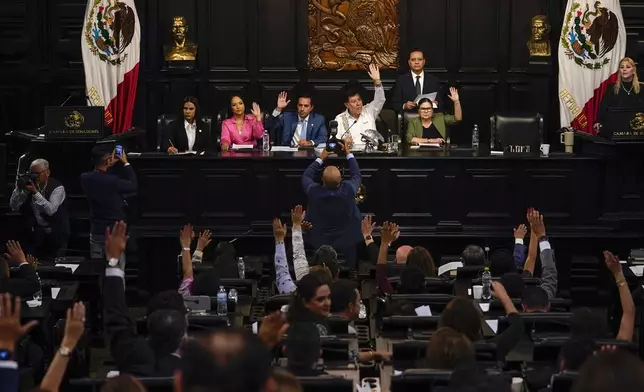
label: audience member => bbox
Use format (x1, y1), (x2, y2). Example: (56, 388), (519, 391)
(572, 349), (644, 392)
(439, 282), (524, 359)
(330, 280), (360, 321)
(389, 49), (443, 112)
(9, 158), (69, 258)
(0, 294), (39, 392)
(177, 224), (218, 297)
(398, 265), (427, 294)
(522, 286), (550, 312)
(1, 240), (40, 298)
(489, 249), (516, 277)
(462, 245), (485, 266)
(286, 273), (331, 334)
(406, 246), (436, 277)
(302, 140), (362, 268)
(81, 148), (137, 266)
(362, 215), (404, 264)
(426, 327), (475, 370)
(220, 96), (265, 152)
(285, 322), (324, 377)
(165, 96), (211, 154)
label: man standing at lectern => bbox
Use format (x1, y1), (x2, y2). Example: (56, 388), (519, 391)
(302, 142), (362, 269)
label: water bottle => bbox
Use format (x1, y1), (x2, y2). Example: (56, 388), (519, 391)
(471, 124), (480, 151)
(237, 257), (245, 279)
(481, 267), (492, 301)
(33, 272), (42, 302)
(262, 131), (270, 151)
(228, 288), (238, 304)
(359, 301), (367, 319)
(217, 286), (228, 315)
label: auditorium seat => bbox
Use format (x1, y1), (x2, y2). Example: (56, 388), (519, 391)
(296, 376), (353, 392)
(489, 112), (543, 152)
(155, 113), (213, 151)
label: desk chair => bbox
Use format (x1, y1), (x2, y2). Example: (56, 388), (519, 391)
(498, 312), (572, 340)
(296, 376), (353, 392)
(490, 112), (543, 152)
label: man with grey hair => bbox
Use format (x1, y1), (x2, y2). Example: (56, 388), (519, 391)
(10, 158), (69, 258)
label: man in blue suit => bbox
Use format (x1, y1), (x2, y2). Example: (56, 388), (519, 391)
(267, 92), (328, 146)
(302, 142), (362, 268)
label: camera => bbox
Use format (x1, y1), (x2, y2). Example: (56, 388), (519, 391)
(17, 172), (38, 190)
(326, 120), (343, 154)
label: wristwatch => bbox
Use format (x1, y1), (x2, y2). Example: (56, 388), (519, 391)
(364, 235), (373, 241)
(0, 349), (13, 361)
(59, 346), (72, 357)
(538, 235), (549, 243)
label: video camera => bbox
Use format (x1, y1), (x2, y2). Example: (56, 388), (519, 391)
(326, 120), (343, 154)
(17, 172), (38, 190)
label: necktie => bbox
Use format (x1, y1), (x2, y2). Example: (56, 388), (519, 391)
(292, 120), (303, 146)
(415, 75), (421, 95)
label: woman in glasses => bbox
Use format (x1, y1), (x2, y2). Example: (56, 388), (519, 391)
(406, 87), (462, 146)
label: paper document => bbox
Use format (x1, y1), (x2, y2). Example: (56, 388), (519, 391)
(415, 305), (432, 316)
(56, 264), (79, 273)
(51, 287), (61, 299)
(414, 92), (438, 107)
(271, 146), (299, 152)
(232, 144), (254, 150)
(438, 261), (463, 276)
(175, 151), (197, 155)
(479, 303), (490, 312)
(418, 143), (441, 148)
(630, 266), (644, 276)
(485, 319), (498, 334)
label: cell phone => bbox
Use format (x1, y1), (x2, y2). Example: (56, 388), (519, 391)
(115, 144), (123, 158)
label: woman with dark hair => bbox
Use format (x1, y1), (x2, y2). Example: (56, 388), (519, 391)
(407, 246), (437, 277)
(406, 87), (462, 145)
(286, 273), (331, 330)
(439, 282), (524, 359)
(220, 95), (264, 151)
(572, 349), (644, 392)
(166, 96), (211, 154)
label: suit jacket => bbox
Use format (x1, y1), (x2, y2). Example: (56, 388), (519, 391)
(0, 361), (19, 392)
(103, 272), (181, 377)
(389, 72), (444, 112)
(405, 115), (459, 143)
(301, 156), (362, 250)
(0, 263), (40, 298)
(164, 119), (211, 152)
(267, 112), (328, 146)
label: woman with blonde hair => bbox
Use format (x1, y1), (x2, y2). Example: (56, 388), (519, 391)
(597, 57), (644, 135)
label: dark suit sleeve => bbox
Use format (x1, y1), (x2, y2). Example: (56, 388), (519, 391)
(302, 159), (322, 194)
(489, 312), (525, 359)
(597, 85), (614, 125)
(0, 362), (19, 392)
(389, 76), (405, 111)
(342, 156), (361, 196)
(265, 112), (285, 146)
(367, 242), (379, 264)
(313, 115), (328, 145)
(163, 122), (177, 152)
(103, 273), (138, 370)
(0, 264), (40, 298)
(116, 165), (137, 194)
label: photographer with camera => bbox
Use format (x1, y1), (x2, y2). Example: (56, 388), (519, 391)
(9, 159), (69, 258)
(301, 138), (362, 269)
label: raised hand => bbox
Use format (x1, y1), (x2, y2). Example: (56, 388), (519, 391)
(276, 91), (290, 111)
(603, 250), (623, 277)
(367, 63), (381, 82)
(251, 102), (263, 121)
(513, 224), (527, 240)
(448, 87), (460, 102)
(196, 230), (213, 252)
(301, 221), (313, 232)
(381, 221), (399, 245)
(0, 294), (38, 352)
(291, 205), (305, 227)
(5, 240), (26, 265)
(179, 224), (195, 249)
(272, 218), (286, 243)
(62, 302), (86, 349)
(105, 221), (127, 261)
(25, 254), (38, 267)
(527, 210), (546, 237)
(362, 215), (375, 238)
(491, 281), (509, 300)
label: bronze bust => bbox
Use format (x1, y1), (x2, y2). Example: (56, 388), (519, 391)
(164, 16), (198, 61)
(527, 15), (551, 57)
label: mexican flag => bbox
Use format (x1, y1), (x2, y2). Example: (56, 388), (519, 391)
(558, 0), (626, 133)
(81, 0), (141, 134)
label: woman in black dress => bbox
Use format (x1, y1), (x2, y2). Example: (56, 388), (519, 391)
(597, 57), (644, 136)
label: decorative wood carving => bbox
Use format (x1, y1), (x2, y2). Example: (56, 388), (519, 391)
(308, 0), (399, 70)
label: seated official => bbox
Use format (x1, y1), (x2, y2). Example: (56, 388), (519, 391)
(406, 88), (462, 145)
(165, 96), (211, 154)
(334, 64), (385, 150)
(220, 96), (265, 151)
(596, 57), (644, 136)
(267, 92), (327, 147)
(389, 49), (443, 112)
(9, 158), (69, 259)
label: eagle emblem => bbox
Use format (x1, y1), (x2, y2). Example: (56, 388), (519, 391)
(84, 0), (136, 66)
(561, 1), (620, 70)
(64, 111), (85, 129)
(629, 113), (644, 131)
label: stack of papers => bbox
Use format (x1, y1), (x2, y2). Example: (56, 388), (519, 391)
(271, 146), (299, 152)
(232, 144), (254, 150)
(417, 143), (441, 148)
(414, 92), (438, 108)
(415, 305), (432, 316)
(438, 261), (463, 276)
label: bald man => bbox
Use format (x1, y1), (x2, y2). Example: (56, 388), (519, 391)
(301, 143), (362, 268)
(396, 245), (412, 264)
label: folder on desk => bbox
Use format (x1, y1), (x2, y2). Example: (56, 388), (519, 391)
(232, 144), (254, 150)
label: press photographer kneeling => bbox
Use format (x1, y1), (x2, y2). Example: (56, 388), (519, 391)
(10, 159), (69, 259)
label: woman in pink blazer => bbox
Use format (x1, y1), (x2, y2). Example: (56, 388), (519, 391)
(220, 96), (265, 151)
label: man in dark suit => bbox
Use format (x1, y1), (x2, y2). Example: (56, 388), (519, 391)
(103, 221), (187, 377)
(389, 49), (444, 112)
(302, 143), (362, 268)
(267, 92), (327, 146)
(165, 96), (211, 153)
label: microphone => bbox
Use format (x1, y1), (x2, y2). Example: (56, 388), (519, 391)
(342, 119), (358, 139)
(59, 91), (80, 107)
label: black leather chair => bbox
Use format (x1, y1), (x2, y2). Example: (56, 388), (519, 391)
(156, 114), (213, 151)
(489, 112), (543, 152)
(296, 376), (353, 392)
